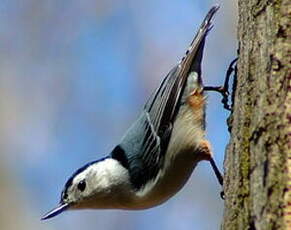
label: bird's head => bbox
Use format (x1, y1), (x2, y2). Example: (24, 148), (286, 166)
(41, 157), (131, 220)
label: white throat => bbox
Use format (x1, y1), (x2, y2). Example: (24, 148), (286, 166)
(69, 158), (135, 210)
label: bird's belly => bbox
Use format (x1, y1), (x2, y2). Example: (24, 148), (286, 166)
(129, 104), (206, 209)
(136, 152), (200, 209)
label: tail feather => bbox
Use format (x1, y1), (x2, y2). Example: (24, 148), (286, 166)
(143, 5), (219, 145)
(179, 5), (219, 85)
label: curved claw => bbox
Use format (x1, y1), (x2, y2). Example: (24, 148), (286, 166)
(203, 57), (238, 111)
(220, 191), (225, 200)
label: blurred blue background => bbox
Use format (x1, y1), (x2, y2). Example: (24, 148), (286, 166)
(0, 0), (237, 229)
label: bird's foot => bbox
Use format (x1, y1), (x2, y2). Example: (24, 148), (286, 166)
(198, 140), (224, 195)
(203, 58), (238, 111)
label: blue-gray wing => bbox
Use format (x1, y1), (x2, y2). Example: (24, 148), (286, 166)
(116, 112), (162, 189)
(111, 6), (219, 190)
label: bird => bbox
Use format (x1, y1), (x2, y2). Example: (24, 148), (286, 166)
(42, 5), (222, 220)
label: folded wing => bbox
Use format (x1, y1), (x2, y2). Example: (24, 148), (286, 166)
(112, 6), (219, 190)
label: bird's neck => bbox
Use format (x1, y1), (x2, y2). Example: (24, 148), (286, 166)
(91, 158), (131, 190)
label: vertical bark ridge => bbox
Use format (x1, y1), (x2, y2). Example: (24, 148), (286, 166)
(222, 1), (290, 229)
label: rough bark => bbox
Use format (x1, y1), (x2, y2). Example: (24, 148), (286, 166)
(222, 1), (290, 230)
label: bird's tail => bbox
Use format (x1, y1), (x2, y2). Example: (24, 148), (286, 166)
(143, 5), (219, 131)
(179, 5), (219, 88)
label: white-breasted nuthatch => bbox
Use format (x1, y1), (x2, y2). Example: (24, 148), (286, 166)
(42, 5), (222, 220)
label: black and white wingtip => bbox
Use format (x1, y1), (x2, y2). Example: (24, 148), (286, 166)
(205, 5), (220, 25)
(178, 5), (220, 84)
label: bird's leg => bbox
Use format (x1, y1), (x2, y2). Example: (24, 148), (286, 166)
(209, 158), (223, 186)
(204, 58), (238, 111)
(198, 140), (224, 199)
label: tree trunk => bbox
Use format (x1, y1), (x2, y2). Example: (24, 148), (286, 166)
(221, 1), (290, 230)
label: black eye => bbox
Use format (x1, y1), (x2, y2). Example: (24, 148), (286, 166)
(62, 192), (68, 200)
(77, 180), (86, 192)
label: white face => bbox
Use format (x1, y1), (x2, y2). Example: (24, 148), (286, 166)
(62, 172), (89, 207)
(61, 158), (132, 210)
(41, 158), (133, 220)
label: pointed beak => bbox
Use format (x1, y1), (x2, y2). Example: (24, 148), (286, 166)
(41, 203), (69, 220)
